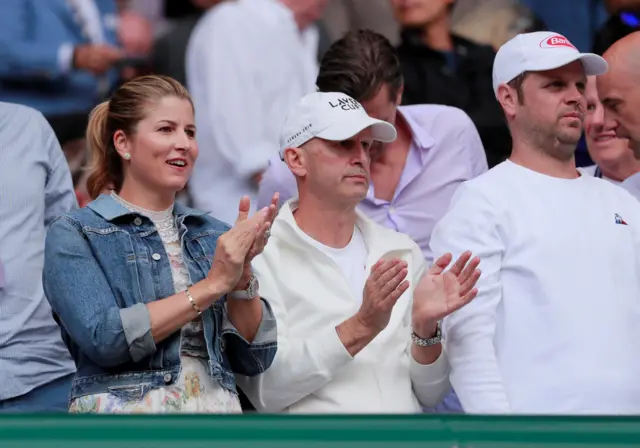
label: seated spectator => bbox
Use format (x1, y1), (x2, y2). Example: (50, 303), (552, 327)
(391, 0), (510, 167)
(0, 102), (77, 413)
(43, 75), (277, 414)
(579, 75), (640, 183)
(430, 32), (640, 414)
(237, 91), (481, 413)
(258, 30), (487, 266)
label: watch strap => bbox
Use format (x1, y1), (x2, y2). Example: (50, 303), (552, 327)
(411, 320), (442, 347)
(228, 275), (259, 300)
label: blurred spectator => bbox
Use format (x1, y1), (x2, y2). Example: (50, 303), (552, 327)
(321, 0), (401, 46)
(0, 0), (123, 144)
(579, 76), (640, 183)
(186, 0), (326, 224)
(118, 9), (153, 57)
(519, 0), (609, 52)
(0, 103), (76, 413)
(152, 0), (224, 86)
(125, 0), (168, 36)
(391, 0), (511, 168)
(451, 0), (547, 50)
(593, 1), (640, 55)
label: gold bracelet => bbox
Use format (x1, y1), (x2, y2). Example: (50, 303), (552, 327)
(185, 288), (202, 315)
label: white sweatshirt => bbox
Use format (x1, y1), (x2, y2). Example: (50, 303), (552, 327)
(236, 200), (451, 413)
(429, 160), (640, 415)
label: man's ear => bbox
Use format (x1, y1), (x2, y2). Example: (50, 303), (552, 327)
(496, 83), (518, 119)
(283, 147), (307, 178)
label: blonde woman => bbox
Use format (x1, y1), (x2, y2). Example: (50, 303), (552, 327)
(43, 75), (278, 413)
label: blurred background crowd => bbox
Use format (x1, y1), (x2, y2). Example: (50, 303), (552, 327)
(2, 0), (638, 210)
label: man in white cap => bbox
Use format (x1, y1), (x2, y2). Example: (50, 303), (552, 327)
(429, 31), (640, 414)
(236, 92), (481, 413)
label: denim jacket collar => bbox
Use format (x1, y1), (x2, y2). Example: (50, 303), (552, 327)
(87, 194), (209, 222)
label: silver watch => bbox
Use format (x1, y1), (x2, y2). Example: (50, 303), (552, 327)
(411, 320), (442, 347)
(228, 275), (259, 300)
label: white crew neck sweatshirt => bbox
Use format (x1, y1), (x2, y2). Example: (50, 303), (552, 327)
(430, 160), (640, 415)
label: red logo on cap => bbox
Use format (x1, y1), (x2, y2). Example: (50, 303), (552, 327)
(539, 35), (577, 49)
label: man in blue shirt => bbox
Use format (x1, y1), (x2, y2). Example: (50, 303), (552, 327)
(0, 102), (77, 412)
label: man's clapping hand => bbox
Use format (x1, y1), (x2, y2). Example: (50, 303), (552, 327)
(412, 251), (481, 337)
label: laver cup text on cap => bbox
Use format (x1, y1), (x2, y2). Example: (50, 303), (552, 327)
(329, 97), (362, 111)
(286, 124), (313, 146)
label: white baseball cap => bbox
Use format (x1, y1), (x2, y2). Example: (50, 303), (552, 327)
(279, 92), (397, 157)
(492, 31), (608, 96)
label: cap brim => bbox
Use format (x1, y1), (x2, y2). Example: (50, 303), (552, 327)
(316, 115), (397, 144)
(526, 52), (608, 76)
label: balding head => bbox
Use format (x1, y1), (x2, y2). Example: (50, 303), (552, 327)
(597, 32), (640, 158)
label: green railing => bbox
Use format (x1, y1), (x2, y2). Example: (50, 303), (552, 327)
(2, 414), (640, 447)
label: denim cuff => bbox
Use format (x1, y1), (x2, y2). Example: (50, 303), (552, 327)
(222, 298), (277, 345)
(120, 303), (156, 362)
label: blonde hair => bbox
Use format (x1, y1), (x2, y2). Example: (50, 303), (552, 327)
(85, 75), (193, 199)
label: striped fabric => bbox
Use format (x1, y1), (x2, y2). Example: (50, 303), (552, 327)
(0, 102), (76, 401)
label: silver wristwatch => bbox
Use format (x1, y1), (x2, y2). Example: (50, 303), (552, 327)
(411, 320), (442, 347)
(228, 275), (259, 300)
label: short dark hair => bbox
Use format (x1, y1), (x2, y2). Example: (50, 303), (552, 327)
(507, 72), (529, 105)
(316, 30), (403, 103)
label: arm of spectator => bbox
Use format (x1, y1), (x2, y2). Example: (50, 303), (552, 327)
(40, 112), (78, 226)
(43, 217), (231, 368)
(189, 10), (273, 180)
(428, 184), (510, 413)
(407, 245), (452, 408)
(43, 217), (157, 368)
(0, 1), (74, 79)
(235, 252), (354, 412)
(256, 156), (299, 210)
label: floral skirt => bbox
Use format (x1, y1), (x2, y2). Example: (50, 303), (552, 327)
(69, 356), (242, 414)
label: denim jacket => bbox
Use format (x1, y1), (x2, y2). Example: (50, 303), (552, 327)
(43, 194), (277, 402)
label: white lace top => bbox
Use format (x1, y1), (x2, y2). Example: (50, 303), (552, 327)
(68, 193), (242, 414)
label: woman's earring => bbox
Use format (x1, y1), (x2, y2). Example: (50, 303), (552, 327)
(123, 153), (131, 160)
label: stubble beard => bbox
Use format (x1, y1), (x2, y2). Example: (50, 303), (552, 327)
(527, 120), (581, 162)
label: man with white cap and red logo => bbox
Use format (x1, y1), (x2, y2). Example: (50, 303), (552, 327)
(235, 91), (481, 413)
(429, 31), (640, 414)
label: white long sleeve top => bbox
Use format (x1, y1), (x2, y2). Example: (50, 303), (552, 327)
(236, 200), (451, 413)
(429, 160), (640, 414)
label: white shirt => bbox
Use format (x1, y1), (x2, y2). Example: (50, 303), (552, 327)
(236, 200), (451, 413)
(622, 172), (640, 203)
(186, 0), (319, 224)
(578, 165), (622, 185)
(429, 160), (640, 415)
(297, 225), (368, 301)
